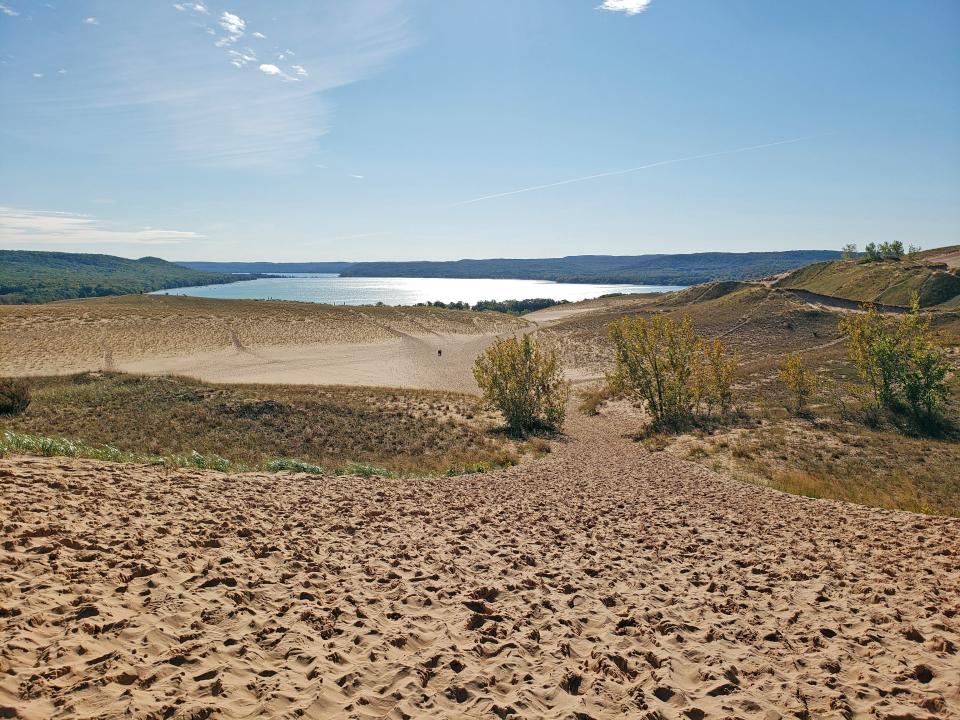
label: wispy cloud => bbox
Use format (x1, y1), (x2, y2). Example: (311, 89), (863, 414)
(453, 137), (817, 206)
(173, 2), (208, 14)
(228, 48), (257, 68)
(9, 2), (412, 168)
(83, 16), (99, 25)
(0, 207), (204, 246)
(597, 0), (653, 15)
(0, 3), (18, 17)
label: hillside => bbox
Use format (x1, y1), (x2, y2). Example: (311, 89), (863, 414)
(774, 254), (960, 308)
(337, 250), (841, 285)
(0, 250), (258, 304)
(177, 261), (352, 274)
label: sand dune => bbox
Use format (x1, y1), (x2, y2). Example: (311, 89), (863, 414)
(0, 296), (528, 390)
(2, 408), (957, 719)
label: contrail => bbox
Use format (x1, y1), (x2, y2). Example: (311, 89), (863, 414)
(452, 135), (818, 206)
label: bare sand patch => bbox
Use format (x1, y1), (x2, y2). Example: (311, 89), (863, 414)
(0, 295), (528, 391)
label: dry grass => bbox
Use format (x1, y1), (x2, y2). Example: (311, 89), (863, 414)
(1, 372), (535, 475)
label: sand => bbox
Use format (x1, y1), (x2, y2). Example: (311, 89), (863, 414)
(2, 406), (958, 719)
(0, 296), (528, 391)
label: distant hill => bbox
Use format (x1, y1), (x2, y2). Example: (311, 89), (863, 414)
(177, 261), (353, 274)
(775, 251), (960, 308)
(0, 250), (258, 304)
(338, 251), (842, 285)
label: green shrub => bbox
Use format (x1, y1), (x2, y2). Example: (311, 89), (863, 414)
(473, 334), (569, 434)
(0, 379), (30, 415)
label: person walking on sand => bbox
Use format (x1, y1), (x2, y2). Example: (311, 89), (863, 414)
(438, 348), (442, 358)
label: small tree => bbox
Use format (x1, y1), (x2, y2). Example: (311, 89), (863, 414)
(898, 296), (949, 421)
(878, 240), (904, 260)
(608, 315), (738, 429)
(699, 336), (738, 416)
(778, 354), (818, 415)
(907, 244), (922, 260)
(473, 334), (569, 434)
(863, 242), (881, 263)
(838, 304), (901, 408)
(838, 295), (950, 425)
(841, 243), (858, 260)
(608, 314), (698, 427)
(0, 379), (30, 416)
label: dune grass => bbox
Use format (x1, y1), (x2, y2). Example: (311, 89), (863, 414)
(775, 257), (960, 308)
(0, 372), (531, 475)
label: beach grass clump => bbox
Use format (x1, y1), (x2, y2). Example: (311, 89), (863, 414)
(267, 458), (327, 474)
(336, 462), (397, 478)
(2, 430), (135, 463)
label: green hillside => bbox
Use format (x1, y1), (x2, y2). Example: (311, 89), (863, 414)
(0, 250), (258, 304)
(775, 256), (960, 308)
(339, 250), (841, 285)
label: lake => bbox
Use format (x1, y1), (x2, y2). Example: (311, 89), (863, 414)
(155, 274), (685, 306)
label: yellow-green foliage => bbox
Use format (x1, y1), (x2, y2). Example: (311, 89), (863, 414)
(777, 353), (818, 415)
(473, 334), (569, 434)
(838, 296), (950, 421)
(608, 314), (738, 428)
(698, 336), (738, 416)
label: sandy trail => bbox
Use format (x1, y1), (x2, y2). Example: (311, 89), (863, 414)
(2, 407), (958, 720)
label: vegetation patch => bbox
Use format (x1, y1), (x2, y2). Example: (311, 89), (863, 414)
(775, 257), (960, 308)
(415, 298), (569, 315)
(0, 373), (533, 475)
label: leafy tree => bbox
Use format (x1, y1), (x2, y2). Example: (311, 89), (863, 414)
(841, 243), (858, 260)
(883, 241), (905, 260)
(608, 314), (738, 429)
(777, 354), (818, 415)
(899, 296), (949, 420)
(698, 336), (738, 416)
(473, 334), (569, 434)
(862, 242), (881, 263)
(907, 244), (922, 260)
(838, 304), (902, 407)
(838, 294), (950, 425)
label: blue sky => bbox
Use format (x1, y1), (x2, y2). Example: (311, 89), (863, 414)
(1, 0), (958, 261)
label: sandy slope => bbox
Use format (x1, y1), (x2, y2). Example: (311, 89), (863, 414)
(0, 296), (527, 390)
(2, 408), (958, 719)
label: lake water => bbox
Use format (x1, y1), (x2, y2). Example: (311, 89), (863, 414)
(156, 274), (685, 306)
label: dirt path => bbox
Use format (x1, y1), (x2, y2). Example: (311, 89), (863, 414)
(781, 288), (909, 314)
(2, 407), (957, 720)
